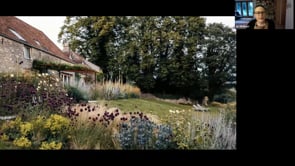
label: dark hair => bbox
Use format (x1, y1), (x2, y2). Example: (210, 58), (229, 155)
(254, 5), (266, 10)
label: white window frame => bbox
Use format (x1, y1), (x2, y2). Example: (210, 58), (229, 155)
(61, 73), (71, 86)
(23, 45), (31, 59)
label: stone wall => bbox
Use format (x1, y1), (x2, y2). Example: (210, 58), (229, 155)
(0, 37), (23, 73)
(0, 36), (72, 74)
(0, 36), (97, 88)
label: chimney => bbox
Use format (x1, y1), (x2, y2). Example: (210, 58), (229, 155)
(62, 42), (70, 52)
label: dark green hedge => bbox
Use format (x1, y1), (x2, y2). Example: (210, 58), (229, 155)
(32, 59), (96, 73)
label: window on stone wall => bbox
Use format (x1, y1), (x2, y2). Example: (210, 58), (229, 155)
(61, 73), (71, 86)
(23, 45), (31, 59)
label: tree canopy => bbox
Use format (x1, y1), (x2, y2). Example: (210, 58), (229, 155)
(58, 16), (236, 101)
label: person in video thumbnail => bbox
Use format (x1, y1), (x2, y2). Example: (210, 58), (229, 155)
(247, 5), (275, 29)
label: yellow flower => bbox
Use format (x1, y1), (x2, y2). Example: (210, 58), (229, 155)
(40, 141), (62, 150)
(20, 122), (33, 136)
(44, 114), (70, 134)
(32, 115), (45, 127)
(13, 136), (32, 148)
(0, 133), (9, 141)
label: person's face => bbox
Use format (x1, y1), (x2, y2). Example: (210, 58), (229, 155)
(254, 6), (266, 22)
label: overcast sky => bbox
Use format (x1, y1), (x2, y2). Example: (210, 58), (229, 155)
(16, 16), (235, 50)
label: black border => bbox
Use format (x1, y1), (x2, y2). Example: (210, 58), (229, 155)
(0, 0), (243, 164)
(1, 1), (234, 16)
(237, 29), (294, 151)
(1, 149), (239, 163)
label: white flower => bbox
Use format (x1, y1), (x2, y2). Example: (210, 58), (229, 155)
(10, 74), (14, 77)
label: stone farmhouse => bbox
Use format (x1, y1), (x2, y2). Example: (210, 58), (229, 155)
(0, 16), (101, 88)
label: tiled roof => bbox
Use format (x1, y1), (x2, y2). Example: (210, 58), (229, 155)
(84, 60), (101, 73)
(64, 50), (102, 73)
(0, 16), (102, 73)
(0, 16), (72, 63)
(64, 50), (85, 64)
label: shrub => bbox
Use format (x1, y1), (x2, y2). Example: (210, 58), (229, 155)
(163, 109), (214, 149)
(210, 101), (227, 108)
(0, 72), (72, 119)
(117, 115), (175, 149)
(207, 109), (236, 149)
(39, 141), (62, 150)
(0, 114), (72, 149)
(65, 103), (121, 149)
(69, 122), (116, 149)
(13, 136), (32, 148)
(65, 86), (88, 102)
(213, 89), (236, 103)
(162, 109), (236, 149)
(90, 80), (141, 100)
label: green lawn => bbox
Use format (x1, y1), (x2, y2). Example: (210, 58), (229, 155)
(98, 98), (190, 118)
(97, 98), (220, 120)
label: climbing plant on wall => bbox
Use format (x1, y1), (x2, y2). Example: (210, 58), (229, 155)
(32, 60), (96, 73)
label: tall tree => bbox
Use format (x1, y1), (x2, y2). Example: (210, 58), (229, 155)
(58, 16), (116, 77)
(163, 16), (206, 97)
(200, 23), (236, 101)
(58, 17), (235, 100)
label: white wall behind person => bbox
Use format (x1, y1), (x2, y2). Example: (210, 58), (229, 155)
(285, 0), (294, 29)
